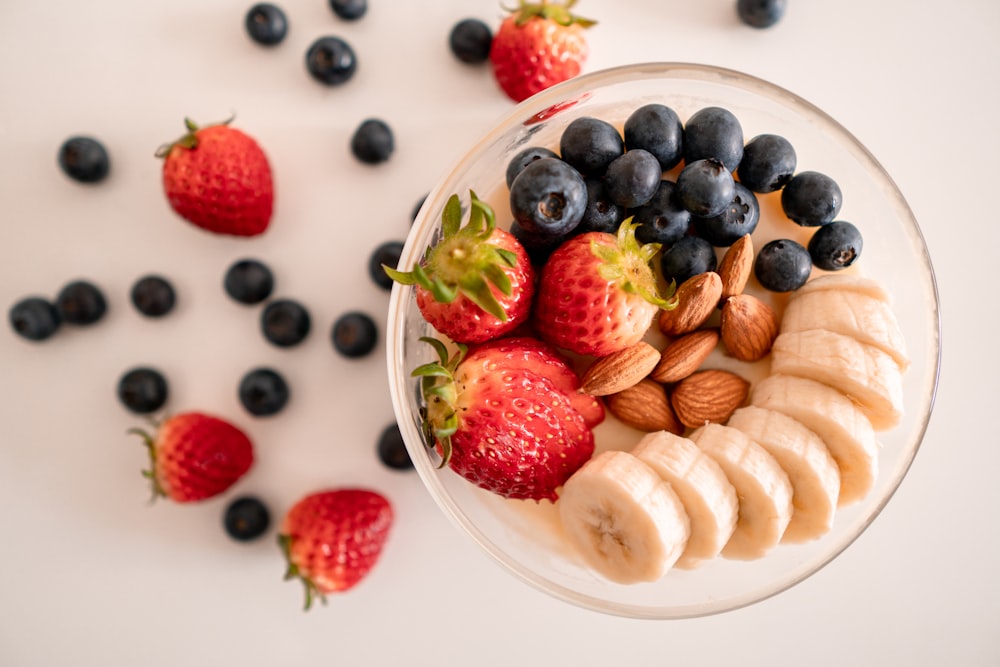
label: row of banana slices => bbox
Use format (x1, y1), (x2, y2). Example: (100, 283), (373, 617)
(557, 273), (911, 585)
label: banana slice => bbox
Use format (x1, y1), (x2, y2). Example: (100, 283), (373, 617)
(558, 450), (691, 584)
(688, 423), (793, 560)
(795, 273), (892, 303)
(751, 374), (878, 506)
(726, 406), (840, 543)
(631, 431), (738, 569)
(781, 288), (910, 370)
(770, 329), (904, 430)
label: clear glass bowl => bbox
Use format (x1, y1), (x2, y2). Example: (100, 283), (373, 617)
(386, 62), (941, 619)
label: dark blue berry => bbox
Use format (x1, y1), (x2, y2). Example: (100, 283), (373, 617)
(559, 117), (624, 177)
(510, 220), (565, 266)
(305, 36), (357, 86)
(624, 103), (683, 170)
(224, 496), (271, 542)
(781, 171), (843, 226)
(693, 182), (760, 247)
(224, 259), (274, 304)
(604, 149), (662, 209)
(117, 367), (168, 414)
(351, 119), (394, 164)
(633, 180), (691, 246)
(509, 157), (587, 237)
(8, 297), (60, 341)
(238, 367), (290, 416)
(683, 107), (744, 172)
(660, 236), (718, 286)
(55, 280), (107, 325)
(737, 0), (787, 28)
(332, 311), (378, 358)
(578, 178), (626, 234)
(505, 146), (559, 188)
(377, 423), (413, 471)
(370, 240), (404, 290)
(676, 158), (735, 217)
(130, 275), (175, 317)
(755, 239), (812, 291)
(58, 136), (110, 184)
(329, 0), (367, 20)
(737, 133), (796, 193)
(261, 299), (311, 347)
(245, 3), (288, 46)
(449, 18), (493, 64)
(808, 220), (863, 271)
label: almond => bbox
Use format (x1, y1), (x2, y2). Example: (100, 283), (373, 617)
(717, 233), (754, 302)
(720, 294), (779, 362)
(670, 369), (749, 429)
(580, 341), (660, 396)
(650, 328), (720, 384)
(606, 379), (684, 434)
(658, 271), (723, 336)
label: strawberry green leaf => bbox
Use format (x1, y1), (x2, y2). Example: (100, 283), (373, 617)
(419, 336), (451, 365)
(382, 265), (416, 285)
(411, 362), (451, 378)
(494, 247), (518, 267)
(482, 263), (513, 297)
(459, 274), (508, 322)
(441, 194), (462, 238)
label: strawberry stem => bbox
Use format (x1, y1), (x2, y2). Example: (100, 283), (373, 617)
(592, 218), (677, 310)
(411, 337), (468, 468)
(279, 534), (328, 612)
(127, 426), (166, 502)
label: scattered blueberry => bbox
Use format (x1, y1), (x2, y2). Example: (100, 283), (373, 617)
(624, 103), (684, 171)
(509, 156), (587, 237)
(55, 280), (107, 326)
(737, 0), (787, 28)
(781, 171), (843, 226)
(603, 148), (662, 209)
(559, 117), (624, 177)
(676, 158), (735, 217)
(117, 367), (169, 414)
(261, 299), (311, 347)
(8, 297), (61, 342)
(683, 106), (744, 172)
(130, 275), (175, 317)
(224, 259), (274, 305)
(737, 133), (797, 193)
(370, 240), (405, 290)
(223, 496), (271, 542)
(331, 311), (378, 358)
(755, 239), (812, 291)
(578, 178), (626, 234)
(808, 220), (863, 271)
(329, 0), (367, 20)
(659, 236), (718, 286)
(305, 36), (357, 86)
(693, 182), (760, 247)
(244, 3), (288, 46)
(350, 118), (394, 165)
(377, 422), (413, 471)
(505, 146), (559, 188)
(449, 18), (493, 64)
(633, 180), (691, 246)
(238, 367), (290, 416)
(58, 136), (110, 184)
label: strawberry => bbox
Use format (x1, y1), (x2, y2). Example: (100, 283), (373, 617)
(129, 412), (254, 502)
(489, 0), (596, 103)
(157, 118), (274, 237)
(385, 192), (535, 344)
(279, 489), (393, 610)
(414, 336), (594, 501)
(533, 218), (675, 357)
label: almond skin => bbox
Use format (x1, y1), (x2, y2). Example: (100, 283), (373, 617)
(717, 234), (754, 302)
(658, 272), (723, 336)
(606, 379), (684, 434)
(720, 294), (779, 362)
(670, 369), (750, 429)
(650, 329), (720, 384)
(581, 341), (660, 396)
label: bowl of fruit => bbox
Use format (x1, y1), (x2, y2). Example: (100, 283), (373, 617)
(385, 62), (940, 619)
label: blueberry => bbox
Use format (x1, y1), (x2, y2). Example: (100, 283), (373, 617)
(377, 422), (413, 471)
(223, 496), (271, 542)
(755, 239), (812, 291)
(509, 220), (565, 266)
(224, 258), (274, 305)
(693, 182), (760, 247)
(449, 18), (493, 64)
(737, 133), (797, 193)
(238, 367), (290, 416)
(261, 299), (311, 347)
(130, 275), (176, 317)
(351, 119), (394, 165)
(370, 240), (404, 290)
(808, 220), (863, 271)
(578, 178), (626, 234)
(633, 180), (691, 246)
(244, 3), (288, 46)
(117, 367), (169, 414)
(659, 236), (717, 286)
(305, 36), (357, 86)
(329, 0), (367, 20)
(8, 297), (61, 342)
(331, 311), (378, 358)
(676, 158), (735, 217)
(683, 107), (744, 172)
(781, 171), (843, 226)
(603, 149), (662, 209)
(505, 146), (559, 188)
(737, 0), (787, 28)
(55, 280), (107, 326)
(624, 103), (683, 171)
(559, 117), (624, 177)
(58, 136), (110, 184)
(509, 156), (587, 237)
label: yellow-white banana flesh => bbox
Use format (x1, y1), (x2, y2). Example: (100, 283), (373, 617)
(794, 273), (892, 303)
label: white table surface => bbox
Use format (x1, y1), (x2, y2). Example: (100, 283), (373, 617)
(1, 1), (996, 665)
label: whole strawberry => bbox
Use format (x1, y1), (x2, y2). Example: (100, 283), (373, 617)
(130, 412), (254, 502)
(534, 218), (674, 357)
(385, 191), (535, 344)
(157, 118), (274, 237)
(279, 489), (393, 610)
(489, 0), (596, 103)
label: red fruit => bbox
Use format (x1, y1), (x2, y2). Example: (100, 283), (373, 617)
(534, 219), (675, 357)
(279, 489), (393, 609)
(130, 412), (254, 503)
(489, 0), (596, 103)
(386, 192), (535, 344)
(158, 118), (274, 237)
